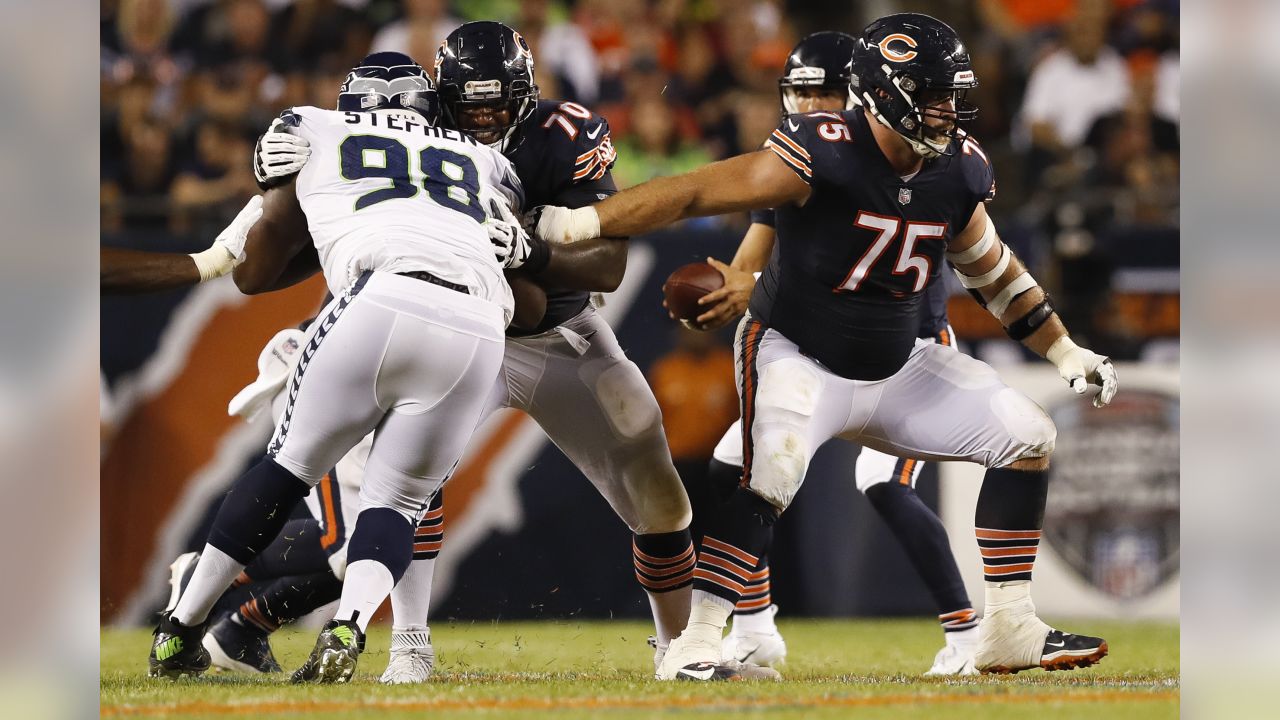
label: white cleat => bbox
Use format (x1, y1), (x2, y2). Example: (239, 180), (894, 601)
(924, 627), (979, 676)
(722, 605), (787, 668)
(656, 629), (729, 681)
(380, 629), (435, 684)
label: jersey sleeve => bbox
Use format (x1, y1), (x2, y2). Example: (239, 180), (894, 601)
(958, 133), (996, 205)
(540, 102), (619, 195)
(569, 112), (617, 185)
(278, 106), (320, 140)
(763, 116), (818, 185)
(749, 208), (776, 227)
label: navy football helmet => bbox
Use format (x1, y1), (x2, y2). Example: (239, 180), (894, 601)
(435, 21), (539, 154)
(850, 14), (978, 158)
(778, 32), (858, 116)
(337, 51), (438, 122)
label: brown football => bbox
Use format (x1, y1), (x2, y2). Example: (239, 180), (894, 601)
(663, 262), (724, 323)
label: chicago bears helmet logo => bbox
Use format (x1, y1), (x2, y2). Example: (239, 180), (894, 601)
(512, 30), (533, 59)
(878, 33), (919, 62)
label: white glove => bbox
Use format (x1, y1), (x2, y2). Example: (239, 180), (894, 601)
(190, 195), (263, 282)
(527, 204), (601, 244)
(483, 189), (534, 269)
(1045, 337), (1118, 408)
(254, 119), (311, 188)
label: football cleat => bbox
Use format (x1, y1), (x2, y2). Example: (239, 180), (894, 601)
(722, 605), (788, 667)
(657, 629), (729, 681)
(1036, 629), (1109, 672)
(673, 661), (742, 682)
(148, 613), (210, 679)
(975, 599), (1107, 674)
(723, 659), (783, 681)
(163, 551), (200, 614)
(203, 616), (282, 674)
(924, 626), (978, 676)
(380, 629), (435, 684)
(291, 619), (365, 684)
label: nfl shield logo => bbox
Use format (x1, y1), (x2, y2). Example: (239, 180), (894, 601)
(898, 187), (912, 205)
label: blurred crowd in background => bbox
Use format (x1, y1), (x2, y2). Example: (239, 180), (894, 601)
(102, 0), (1180, 460)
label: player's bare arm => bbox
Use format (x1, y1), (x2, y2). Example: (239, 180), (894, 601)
(535, 236), (628, 292)
(949, 202), (1117, 406)
(691, 222), (778, 328)
(101, 197), (262, 294)
(234, 181), (317, 294)
(101, 247), (201, 294)
(534, 150), (810, 244)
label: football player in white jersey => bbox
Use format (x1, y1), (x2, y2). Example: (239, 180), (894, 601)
(252, 22), (703, 683)
(148, 52), (534, 684)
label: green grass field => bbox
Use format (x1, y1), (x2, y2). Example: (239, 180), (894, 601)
(102, 618), (1178, 719)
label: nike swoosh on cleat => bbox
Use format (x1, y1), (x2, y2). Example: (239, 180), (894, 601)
(676, 663), (717, 681)
(1045, 640), (1066, 648)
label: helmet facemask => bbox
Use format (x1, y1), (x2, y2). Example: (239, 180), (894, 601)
(439, 77), (538, 154)
(853, 65), (977, 159)
(778, 66), (857, 116)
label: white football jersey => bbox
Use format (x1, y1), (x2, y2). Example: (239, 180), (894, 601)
(287, 105), (521, 318)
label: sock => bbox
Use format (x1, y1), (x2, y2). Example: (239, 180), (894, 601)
(734, 557), (771, 615)
(239, 519), (332, 583)
(975, 467), (1047, 585)
(234, 570), (343, 634)
(334, 560), (395, 633)
(864, 482), (973, 622)
(691, 488), (777, 606)
(390, 494), (444, 631)
(331, 507), (414, 632)
(633, 529), (695, 645)
(171, 545), (247, 627)
(687, 590), (734, 640)
(207, 457), (314, 565)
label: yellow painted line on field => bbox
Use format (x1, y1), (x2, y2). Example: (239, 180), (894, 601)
(102, 689), (1179, 717)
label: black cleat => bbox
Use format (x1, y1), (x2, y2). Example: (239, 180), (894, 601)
(1038, 629), (1108, 672)
(203, 616), (282, 674)
(673, 661), (744, 682)
(291, 619), (365, 684)
(148, 613), (210, 679)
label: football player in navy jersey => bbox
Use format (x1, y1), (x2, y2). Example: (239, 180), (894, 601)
(694, 31), (980, 676)
(253, 22), (698, 681)
(533, 14), (1118, 680)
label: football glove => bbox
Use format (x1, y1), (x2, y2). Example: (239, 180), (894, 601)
(253, 119), (311, 190)
(483, 189), (535, 269)
(190, 195), (263, 282)
(1045, 337), (1118, 408)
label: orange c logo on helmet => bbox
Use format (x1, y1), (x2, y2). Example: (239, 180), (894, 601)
(878, 33), (918, 62)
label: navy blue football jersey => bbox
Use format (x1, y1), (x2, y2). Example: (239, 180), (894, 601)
(505, 99), (619, 335)
(747, 206), (954, 344)
(750, 109), (994, 380)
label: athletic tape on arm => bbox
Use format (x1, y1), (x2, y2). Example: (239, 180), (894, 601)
(985, 272), (1037, 318)
(945, 216), (996, 265)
